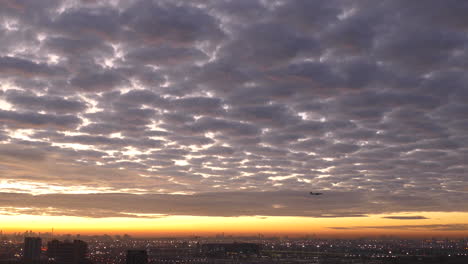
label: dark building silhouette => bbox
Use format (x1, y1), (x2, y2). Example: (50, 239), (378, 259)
(46, 240), (60, 260)
(24, 237), (42, 264)
(47, 240), (88, 264)
(126, 250), (148, 264)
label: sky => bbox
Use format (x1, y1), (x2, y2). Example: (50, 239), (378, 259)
(0, 0), (468, 237)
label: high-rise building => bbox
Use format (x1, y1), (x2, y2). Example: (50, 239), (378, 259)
(47, 239), (60, 260)
(47, 240), (88, 264)
(126, 249), (148, 264)
(24, 237), (42, 264)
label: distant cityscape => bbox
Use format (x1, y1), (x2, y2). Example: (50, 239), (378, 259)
(0, 231), (467, 264)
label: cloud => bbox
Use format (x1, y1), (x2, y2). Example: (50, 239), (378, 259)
(0, 190), (466, 219)
(0, 110), (81, 130)
(328, 224), (468, 232)
(4, 90), (87, 114)
(0, 0), (467, 219)
(121, 0), (224, 47)
(0, 56), (65, 77)
(125, 46), (208, 66)
(381, 216), (429, 220)
(70, 70), (129, 92)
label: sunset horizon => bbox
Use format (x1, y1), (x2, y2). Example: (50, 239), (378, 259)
(1, 210), (468, 239)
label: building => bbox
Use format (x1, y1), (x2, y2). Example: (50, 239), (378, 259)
(47, 240), (88, 264)
(24, 237), (42, 264)
(126, 250), (148, 264)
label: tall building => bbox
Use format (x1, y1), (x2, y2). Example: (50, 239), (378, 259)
(47, 240), (88, 264)
(24, 237), (42, 264)
(126, 249), (148, 264)
(47, 239), (60, 260)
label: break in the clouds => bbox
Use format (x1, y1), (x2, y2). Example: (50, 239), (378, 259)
(0, 0), (467, 218)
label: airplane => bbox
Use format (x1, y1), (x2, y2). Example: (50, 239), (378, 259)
(310, 192), (323, 195)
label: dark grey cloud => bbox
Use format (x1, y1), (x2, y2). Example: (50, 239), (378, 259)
(0, 110), (81, 130)
(220, 23), (320, 68)
(180, 117), (260, 137)
(329, 224), (468, 232)
(43, 36), (114, 57)
(121, 0), (224, 47)
(57, 7), (119, 36)
(0, 190), (466, 218)
(125, 46), (208, 66)
(4, 90), (87, 113)
(69, 69), (129, 92)
(0, 56), (64, 77)
(382, 216), (429, 220)
(0, 0), (467, 219)
(0, 144), (46, 162)
(229, 104), (301, 128)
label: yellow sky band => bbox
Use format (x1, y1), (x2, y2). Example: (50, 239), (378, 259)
(1, 211), (467, 238)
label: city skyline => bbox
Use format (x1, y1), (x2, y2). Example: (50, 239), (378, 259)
(3, 234), (466, 264)
(1, 0), (468, 237)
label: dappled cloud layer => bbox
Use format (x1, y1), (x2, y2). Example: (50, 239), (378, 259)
(0, 0), (468, 219)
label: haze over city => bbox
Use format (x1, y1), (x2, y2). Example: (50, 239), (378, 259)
(0, 0), (468, 240)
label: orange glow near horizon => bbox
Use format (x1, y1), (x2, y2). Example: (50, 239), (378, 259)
(0, 212), (467, 238)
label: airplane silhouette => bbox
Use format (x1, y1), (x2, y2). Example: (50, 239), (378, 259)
(310, 192), (323, 195)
